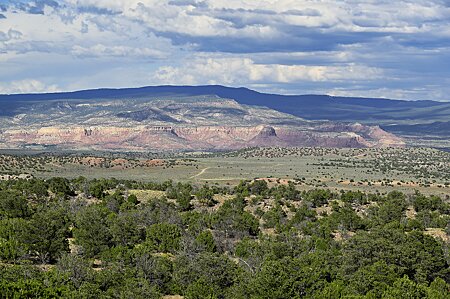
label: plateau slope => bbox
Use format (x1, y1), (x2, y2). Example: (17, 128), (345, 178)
(0, 96), (403, 151)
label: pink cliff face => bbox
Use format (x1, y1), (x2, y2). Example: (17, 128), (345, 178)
(0, 124), (405, 151)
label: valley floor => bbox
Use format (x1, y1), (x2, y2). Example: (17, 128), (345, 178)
(1, 147), (449, 197)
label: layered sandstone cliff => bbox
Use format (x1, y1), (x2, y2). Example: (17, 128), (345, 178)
(0, 124), (405, 151)
(0, 96), (405, 151)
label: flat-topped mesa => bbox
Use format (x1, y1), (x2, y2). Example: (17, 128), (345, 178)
(0, 94), (406, 151)
(0, 123), (404, 150)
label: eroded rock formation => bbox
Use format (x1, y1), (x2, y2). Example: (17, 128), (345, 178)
(0, 96), (405, 151)
(0, 124), (405, 151)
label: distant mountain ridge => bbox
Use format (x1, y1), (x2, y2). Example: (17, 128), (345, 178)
(1, 85), (448, 124)
(0, 85), (448, 149)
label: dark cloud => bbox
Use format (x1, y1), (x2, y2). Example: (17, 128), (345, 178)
(0, 13), (5, 19)
(395, 33), (450, 49)
(352, 19), (386, 28)
(158, 26), (386, 53)
(2, 0), (59, 15)
(175, 6), (385, 51)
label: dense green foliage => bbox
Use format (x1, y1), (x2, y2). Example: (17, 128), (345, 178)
(0, 177), (449, 298)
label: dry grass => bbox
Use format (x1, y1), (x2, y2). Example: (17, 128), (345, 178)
(315, 205), (332, 218)
(405, 206), (417, 219)
(424, 228), (449, 243)
(128, 189), (166, 203)
(333, 231), (356, 242)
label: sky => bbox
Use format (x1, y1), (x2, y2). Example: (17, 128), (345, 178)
(0, 0), (449, 100)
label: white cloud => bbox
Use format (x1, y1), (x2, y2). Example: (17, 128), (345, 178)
(327, 86), (450, 102)
(0, 79), (59, 94)
(152, 56), (383, 85)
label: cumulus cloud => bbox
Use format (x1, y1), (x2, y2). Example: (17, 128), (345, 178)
(0, 79), (59, 94)
(152, 56), (383, 85)
(327, 86), (450, 102)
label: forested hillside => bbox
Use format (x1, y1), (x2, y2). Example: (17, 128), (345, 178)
(0, 177), (449, 298)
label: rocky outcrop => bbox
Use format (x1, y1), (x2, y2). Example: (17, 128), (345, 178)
(365, 126), (405, 147)
(258, 126), (277, 137)
(0, 123), (404, 151)
(0, 96), (405, 151)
